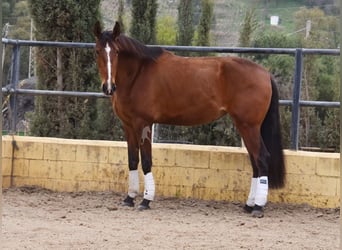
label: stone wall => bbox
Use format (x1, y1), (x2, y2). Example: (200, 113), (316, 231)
(2, 136), (340, 208)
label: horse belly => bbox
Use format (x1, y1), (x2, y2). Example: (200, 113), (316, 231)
(155, 101), (226, 126)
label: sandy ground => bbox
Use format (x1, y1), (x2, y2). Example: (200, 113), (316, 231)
(2, 186), (340, 250)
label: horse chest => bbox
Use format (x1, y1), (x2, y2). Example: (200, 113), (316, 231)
(112, 94), (148, 121)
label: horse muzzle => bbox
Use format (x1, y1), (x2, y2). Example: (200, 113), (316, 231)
(102, 83), (116, 95)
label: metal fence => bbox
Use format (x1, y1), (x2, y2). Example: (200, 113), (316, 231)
(1, 38), (340, 150)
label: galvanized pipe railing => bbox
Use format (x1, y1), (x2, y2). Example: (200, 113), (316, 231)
(2, 38), (340, 150)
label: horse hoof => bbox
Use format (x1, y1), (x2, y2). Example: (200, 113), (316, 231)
(251, 210), (264, 218)
(138, 204), (150, 211)
(243, 204), (254, 213)
(251, 205), (264, 218)
(138, 199), (151, 211)
(122, 196), (135, 207)
(122, 201), (134, 207)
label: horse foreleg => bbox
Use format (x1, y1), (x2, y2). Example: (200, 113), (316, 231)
(138, 125), (155, 210)
(123, 125), (140, 207)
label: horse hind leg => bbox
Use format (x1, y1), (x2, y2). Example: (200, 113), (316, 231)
(244, 155), (258, 213)
(237, 123), (270, 218)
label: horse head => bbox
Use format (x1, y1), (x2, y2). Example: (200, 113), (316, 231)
(93, 21), (121, 95)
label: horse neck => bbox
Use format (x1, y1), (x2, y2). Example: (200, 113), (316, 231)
(116, 54), (143, 91)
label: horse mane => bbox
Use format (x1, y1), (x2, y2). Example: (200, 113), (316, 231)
(115, 34), (164, 61)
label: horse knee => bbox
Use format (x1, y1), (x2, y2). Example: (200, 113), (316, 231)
(141, 158), (152, 175)
(128, 148), (139, 171)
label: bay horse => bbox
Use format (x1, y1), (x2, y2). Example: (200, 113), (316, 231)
(93, 21), (285, 218)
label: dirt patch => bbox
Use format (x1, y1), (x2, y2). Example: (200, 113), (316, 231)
(2, 186), (339, 249)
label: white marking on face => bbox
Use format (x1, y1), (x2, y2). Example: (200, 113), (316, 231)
(105, 43), (112, 92)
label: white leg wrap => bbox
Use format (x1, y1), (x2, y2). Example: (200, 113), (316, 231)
(246, 177), (258, 207)
(128, 170), (139, 198)
(143, 172), (155, 201)
(255, 176), (268, 207)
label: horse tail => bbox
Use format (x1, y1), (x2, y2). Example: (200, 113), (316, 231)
(261, 77), (285, 189)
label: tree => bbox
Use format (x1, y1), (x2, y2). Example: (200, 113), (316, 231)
(293, 7), (339, 150)
(294, 7), (339, 48)
(117, 0), (125, 34)
(2, 0), (16, 24)
(156, 15), (177, 45)
(252, 32), (301, 100)
(176, 0), (194, 49)
(28, 0), (107, 139)
(195, 0), (214, 48)
(130, 0), (157, 44)
(11, 0), (31, 80)
(2, 0), (31, 83)
(247, 6), (340, 151)
(238, 8), (259, 47)
(318, 109), (339, 150)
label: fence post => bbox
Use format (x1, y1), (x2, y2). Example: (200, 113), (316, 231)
(291, 48), (303, 150)
(9, 44), (20, 134)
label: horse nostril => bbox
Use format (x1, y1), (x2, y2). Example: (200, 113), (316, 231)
(102, 83), (116, 95)
(102, 84), (108, 95)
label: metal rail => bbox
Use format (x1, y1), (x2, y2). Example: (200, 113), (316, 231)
(2, 87), (108, 98)
(2, 38), (340, 150)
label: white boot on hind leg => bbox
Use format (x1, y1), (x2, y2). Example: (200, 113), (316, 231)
(244, 177), (258, 213)
(252, 176), (268, 218)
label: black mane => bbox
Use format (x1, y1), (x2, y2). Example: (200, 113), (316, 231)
(100, 31), (164, 61)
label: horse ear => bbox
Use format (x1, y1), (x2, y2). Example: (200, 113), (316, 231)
(94, 21), (102, 39)
(113, 21), (121, 39)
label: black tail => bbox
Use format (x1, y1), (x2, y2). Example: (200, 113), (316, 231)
(261, 77), (285, 189)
